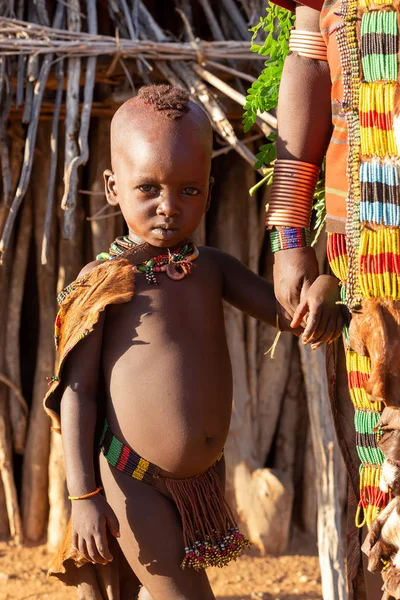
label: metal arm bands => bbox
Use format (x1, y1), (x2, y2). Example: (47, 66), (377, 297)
(289, 29), (328, 61)
(265, 159), (320, 229)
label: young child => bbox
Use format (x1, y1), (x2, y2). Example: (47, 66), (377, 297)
(44, 84), (343, 600)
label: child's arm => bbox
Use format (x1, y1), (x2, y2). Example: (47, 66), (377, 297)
(60, 290), (119, 566)
(211, 247), (299, 332)
(213, 248), (342, 342)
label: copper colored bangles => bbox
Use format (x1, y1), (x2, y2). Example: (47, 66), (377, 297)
(265, 159), (320, 229)
(289, 30), (328, 61)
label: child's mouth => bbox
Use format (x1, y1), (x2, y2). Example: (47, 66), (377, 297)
(152, 225), (178, 238)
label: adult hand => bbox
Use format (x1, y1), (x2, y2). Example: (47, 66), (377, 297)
(273, 246), (319, 320)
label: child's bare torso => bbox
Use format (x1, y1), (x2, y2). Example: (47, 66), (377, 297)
(101, 248), (232, 479)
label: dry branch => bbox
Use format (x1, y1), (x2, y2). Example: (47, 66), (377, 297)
(192, 63), (277, 130)
(0, 91), (12, 207)
(5, 197), (31, 454)
(0, 393), (22, 544)
(62, 0), (97, 224)
(198, 0), (225, 41)
(22, 126), (57, 542)
(206, 59), (256, 83)
(0, 4), (64, 261)
(61, 0), (81, 240)
(221, 0), (250, 40)
(41, 59), (63, 265)
(0, 17), (259, 60)
(299, 343), (347, 600)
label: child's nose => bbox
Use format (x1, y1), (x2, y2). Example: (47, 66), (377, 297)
(156, 194), (180, 217)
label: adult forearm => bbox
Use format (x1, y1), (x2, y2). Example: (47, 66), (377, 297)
(61, 389), (98, 497)
(276, 53), (332, 165)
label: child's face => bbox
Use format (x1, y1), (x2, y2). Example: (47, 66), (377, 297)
(105, 111), (213, 248)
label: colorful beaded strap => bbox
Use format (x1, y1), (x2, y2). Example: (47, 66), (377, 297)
(99, 420), (159, 485)
(270, 227), (311, 253)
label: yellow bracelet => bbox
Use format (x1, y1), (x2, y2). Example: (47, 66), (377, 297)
(68, 486), (102, 500)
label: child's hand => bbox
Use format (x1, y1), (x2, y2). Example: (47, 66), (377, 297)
(71, 493), (120, 565)
(290, 274), (343, 348)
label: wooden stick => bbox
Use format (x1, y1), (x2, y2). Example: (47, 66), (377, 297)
(5, 196), (31, 454)
(0, 91), (12, 207)
(299, 342), (347, 600)
(220, 0), (250, 40)
(22, 125), (57, 542)
(0, 4), (64, 261)
(0, 17), (260, 61)
(205, 59), (256, 83)
(0, 226), (22, 544)
(16, 55), (25, 108)
(0, 391), (23, 544)
(41, 59), (64, 265)
(198, 0), (225, 41)
(0, 375), (28, 420)
(192, 63), (277, 130)
(61, 0), (82, 238)
(87, 118), (115, 258)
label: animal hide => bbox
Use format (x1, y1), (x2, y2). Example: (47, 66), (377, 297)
(349, 298), (400, 407)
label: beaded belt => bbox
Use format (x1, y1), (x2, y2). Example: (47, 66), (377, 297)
(99, 420), (159, 485)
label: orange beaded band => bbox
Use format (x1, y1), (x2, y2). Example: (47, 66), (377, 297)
(68, 486), (102, 500)
(289, 30), (328, 61)
(265, 159), (320, 229)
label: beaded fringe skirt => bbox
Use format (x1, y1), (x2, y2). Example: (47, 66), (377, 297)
(328, 233), (392, 527)
(100, 421), (250, 570)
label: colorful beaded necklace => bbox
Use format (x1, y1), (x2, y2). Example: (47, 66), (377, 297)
(132, 243), (199, 284)
(97, 236), (199, 284)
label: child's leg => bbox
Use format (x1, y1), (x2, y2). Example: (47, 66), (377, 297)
(99, 453), (215, 600)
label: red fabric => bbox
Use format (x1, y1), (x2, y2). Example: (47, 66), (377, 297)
(271, 0), (324, 12)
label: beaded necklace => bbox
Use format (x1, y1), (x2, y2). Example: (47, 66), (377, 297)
(97, 236), (199, 284)
(132, 243), (199, 284)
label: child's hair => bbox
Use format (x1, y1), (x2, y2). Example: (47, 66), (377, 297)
(137, 84), (190, 120)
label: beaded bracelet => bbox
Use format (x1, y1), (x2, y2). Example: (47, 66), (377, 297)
(289, 30), (328, 61)
(270, 228), (311, 253)
(68, 486), (102, 501)
(265, 159), (320, 228)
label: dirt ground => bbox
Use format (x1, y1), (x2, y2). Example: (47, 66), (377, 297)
(0, 534), (322, 600)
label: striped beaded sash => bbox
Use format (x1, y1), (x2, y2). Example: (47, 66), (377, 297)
(99, 420), (159, 485)
(327, 234), (391, 527)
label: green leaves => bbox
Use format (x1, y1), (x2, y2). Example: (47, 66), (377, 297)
(254, 134), (277, 170)
(242, 2), (294, 135)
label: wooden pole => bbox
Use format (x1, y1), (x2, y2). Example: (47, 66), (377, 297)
(87, 118), (114, 258)
(299, 343), (347, 600)
(5, 196), (31, 454)
(21, 125), (57, 541)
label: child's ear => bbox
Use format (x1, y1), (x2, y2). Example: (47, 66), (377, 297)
(104, 169), (118, 206)
(206, 177), (214, 212)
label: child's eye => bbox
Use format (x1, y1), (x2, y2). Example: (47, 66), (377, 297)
(182, 188), (199, 196)
(138, 184), (159, 194)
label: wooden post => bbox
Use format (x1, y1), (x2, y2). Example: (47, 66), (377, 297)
(299, 342), (347, 600)
(21, 125), (56, 541)
(87, 118), (114, 258)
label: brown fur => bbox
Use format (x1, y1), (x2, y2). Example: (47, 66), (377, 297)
(362, 498), (400, 599)
(349, 298), (400, 406)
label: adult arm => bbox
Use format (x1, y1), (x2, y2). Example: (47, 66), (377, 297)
(272, 4), (333, 317)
